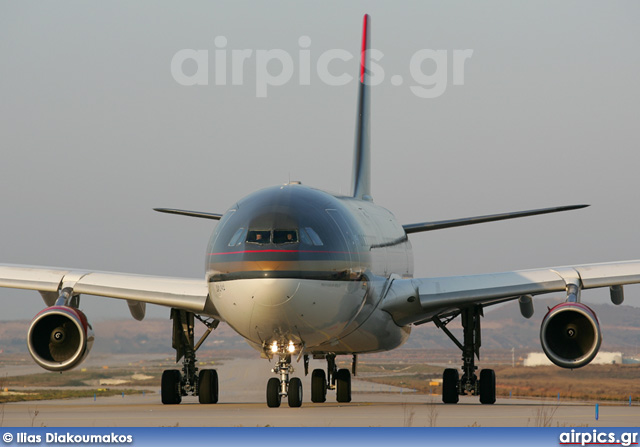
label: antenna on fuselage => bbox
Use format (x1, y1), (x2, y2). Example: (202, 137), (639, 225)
(351, 13), (372, 202)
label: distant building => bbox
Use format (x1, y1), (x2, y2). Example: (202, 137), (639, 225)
(523, 352), (623, 367)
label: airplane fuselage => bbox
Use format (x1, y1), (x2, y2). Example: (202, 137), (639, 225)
(206, 183), (413, 356)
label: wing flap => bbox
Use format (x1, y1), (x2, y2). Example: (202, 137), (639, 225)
(575, 262), (640, 288)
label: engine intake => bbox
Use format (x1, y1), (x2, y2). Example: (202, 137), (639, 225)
(540, 302), (601, 369)
(27, 306), (94, 372)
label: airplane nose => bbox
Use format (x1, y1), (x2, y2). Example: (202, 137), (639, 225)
(252, 279), (300, 307)
(212, 278), (367, 348)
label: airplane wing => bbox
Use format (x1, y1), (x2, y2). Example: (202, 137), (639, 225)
(0, 263), (216, 320)
(402, 204), (588, 234)
(382, 260), (640, 326)
(153, 208), (223, 220)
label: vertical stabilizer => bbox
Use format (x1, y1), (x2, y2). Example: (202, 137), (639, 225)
(351, 14), (372, 201)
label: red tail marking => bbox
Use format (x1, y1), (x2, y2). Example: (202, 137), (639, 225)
(360, 14), (369, 83)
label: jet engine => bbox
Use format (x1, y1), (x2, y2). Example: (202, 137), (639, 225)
(540, 302), (601, 369)
(27, 306), (95, 372)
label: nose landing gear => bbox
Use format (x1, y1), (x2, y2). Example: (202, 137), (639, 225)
(266, 344), (303, 408)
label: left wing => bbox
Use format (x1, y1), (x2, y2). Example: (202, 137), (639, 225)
(382, 259), (640, 326)
(0, 264), (216, 318)
(381, 259), (640, 369)
(402, 204), (588, 234)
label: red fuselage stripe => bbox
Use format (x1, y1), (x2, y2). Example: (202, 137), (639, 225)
(208, 249), (353, 256)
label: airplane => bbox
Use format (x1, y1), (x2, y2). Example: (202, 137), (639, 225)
(2, 14), (640, 408)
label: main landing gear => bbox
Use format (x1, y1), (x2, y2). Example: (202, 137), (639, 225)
(310, 354), (353, 404)
(435, 305), (496, 405)
(161, 309), (220, 405)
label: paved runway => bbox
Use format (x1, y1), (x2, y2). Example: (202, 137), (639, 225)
(2, 359), (638, 427)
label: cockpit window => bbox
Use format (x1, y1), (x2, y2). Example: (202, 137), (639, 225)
(244, 228), (320, 245)
(300, 227), (323, 246)
(299, 228), (312, 245)
(273, 230), (298, 244)
(228, 228), (247, 246)
(246, 230), (271, 244)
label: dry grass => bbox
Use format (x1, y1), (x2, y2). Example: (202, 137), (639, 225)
(0, 355), (212, 404)
(425, 396), (439, 427)
(358, 363), (640, 403)
(0, 388), (147, 404)
(531, 404), (559, 427)
(27, 407), (39, 427)
(494, 364), (639, 402)
(402, 403), (415, 427)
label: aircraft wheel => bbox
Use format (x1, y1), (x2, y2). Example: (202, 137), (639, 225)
(442, 368), (459, 404)
(479, 369), (496, 405)
(336, 368), (351, 403)
(266, 378), (282, 408)
(198, 369), (219, 404)
(288, 377), (303, 408)
(161, 369), (182, 405)
(311, 369), (327, 403)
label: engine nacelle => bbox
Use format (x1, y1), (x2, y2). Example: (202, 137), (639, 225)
(27, 306), (95, 372)
(540, 302), (601, 369)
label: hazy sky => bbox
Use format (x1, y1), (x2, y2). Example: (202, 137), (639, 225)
(1, 1), (639, 321)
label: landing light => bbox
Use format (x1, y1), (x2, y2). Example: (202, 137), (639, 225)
(288, 341), (296, 353)
(270, 341), (278, 353)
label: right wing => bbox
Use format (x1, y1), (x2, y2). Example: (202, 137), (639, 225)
(153, 208), (223, 220)
(0, 263), (217, 319)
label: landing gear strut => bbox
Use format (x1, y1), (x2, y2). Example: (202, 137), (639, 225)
(161, 309), (219, 405)
(435, 305), (495, 405)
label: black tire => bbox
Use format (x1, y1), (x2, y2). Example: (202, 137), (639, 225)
(336, 368), (351, 403)
(198, 369), (219, 404)
(161, 369), (182, 405)
(288, 377), (303, 408)
(479, 369), (496, 405)
(442, 368), (459, 404)
(266, 378), (281, 408)
(311, 369), (327, 403)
